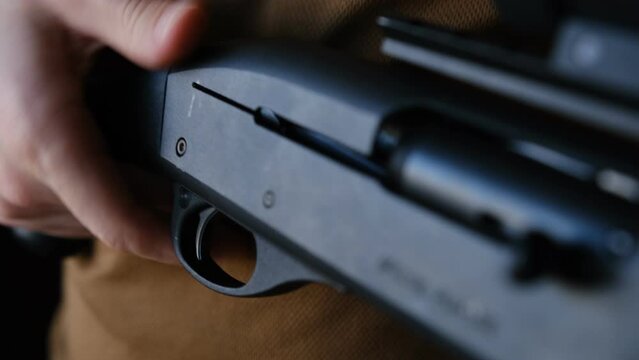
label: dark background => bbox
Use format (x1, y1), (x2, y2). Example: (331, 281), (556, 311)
(0, 227), (62, 360)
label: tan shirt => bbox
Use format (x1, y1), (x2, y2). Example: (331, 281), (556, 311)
(50, 1), (497, 359)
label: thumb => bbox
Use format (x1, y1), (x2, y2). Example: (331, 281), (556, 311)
(44, 0), (207, 68)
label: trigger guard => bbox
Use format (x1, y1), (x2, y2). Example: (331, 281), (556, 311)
(172, 186), (328, 297)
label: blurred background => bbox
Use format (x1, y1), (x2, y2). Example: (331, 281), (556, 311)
(0, 227), (64, 360)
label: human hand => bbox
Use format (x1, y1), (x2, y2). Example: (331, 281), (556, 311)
(0, 0), (207, 263)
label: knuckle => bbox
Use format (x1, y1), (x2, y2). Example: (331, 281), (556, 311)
(6, 88), (83, 177)
(19, 100), (88, 177)
(3, 187), (39, 210)
(101, 225), (150, 257)
(31, 133), (76, 177)
(0, 170), (41, 210)
(0, 201), (25, 225)
(100, 229), (129, 253)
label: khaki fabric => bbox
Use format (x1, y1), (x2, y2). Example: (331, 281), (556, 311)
(50, 241), (456, 359)
(206, 0), (497, 57)
(50, 1), (497, 359)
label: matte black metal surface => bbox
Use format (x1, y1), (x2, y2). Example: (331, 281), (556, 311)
(159, 43), (639, 360)
(87, 50), (168, 164)
(172, 187), (329, 296)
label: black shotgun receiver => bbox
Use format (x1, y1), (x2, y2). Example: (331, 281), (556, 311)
(84, 3), (639, 360)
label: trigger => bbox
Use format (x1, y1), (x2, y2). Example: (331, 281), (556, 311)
(195, 207), (218, 261)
